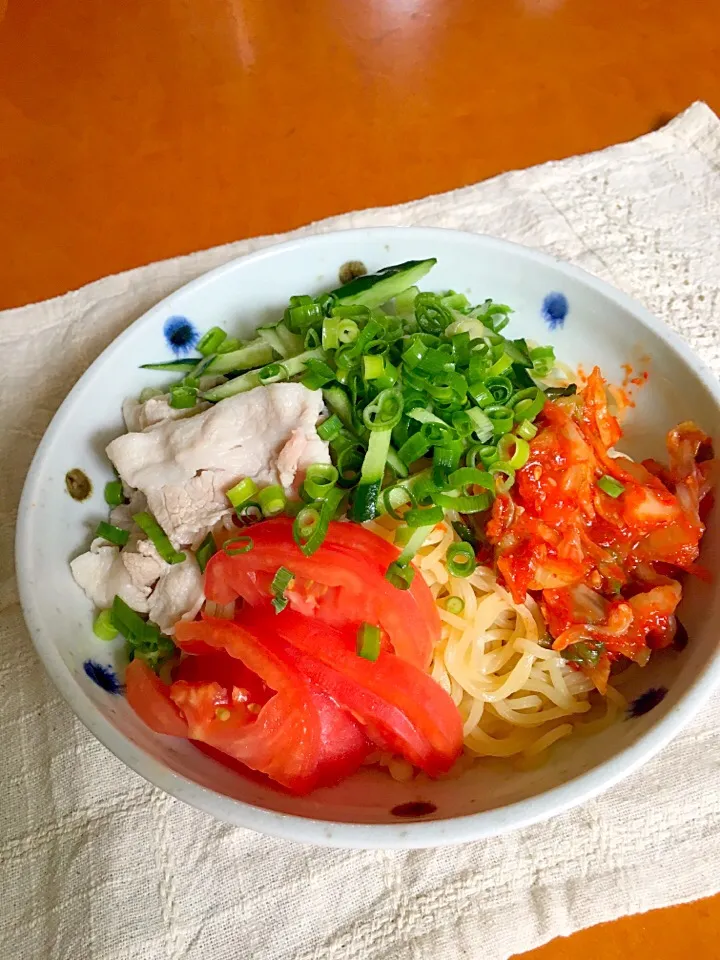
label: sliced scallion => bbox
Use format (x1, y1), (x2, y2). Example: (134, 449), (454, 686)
(445, 596), (465, 615)
(133, 512), (186, 564)
(597, 474), (626, 498)
(258, 484), (287, 517)
(303, 464), (339, 500)
(197, 326), (227, 356)
(196, 532), (217, 573)
(93, 609), (118, 641)
(104, 480), (125, 507)
(226, 477), (259, 509)
(385, 560), (416, 590)
(95, 521), (130, 547)
(223, 536), (254, 556)
(497, 434), (530, 470)
(356, 622), (381, 661)
(270, 566), (294, 614)
(446, 542), (477, 577)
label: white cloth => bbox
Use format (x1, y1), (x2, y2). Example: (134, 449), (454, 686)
(2, 102), (720, 960)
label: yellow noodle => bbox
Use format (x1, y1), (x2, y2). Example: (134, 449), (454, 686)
(411, 526), (621, 760)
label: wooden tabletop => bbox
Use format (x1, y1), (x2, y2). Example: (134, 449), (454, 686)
(2, 0), (719, 954)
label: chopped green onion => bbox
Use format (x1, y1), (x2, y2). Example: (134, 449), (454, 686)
(110, 595), (151, 642)
(385, 560), (416, 590)
(484, 375), (514, 404)
(258, 362), (289, 385)
(516, 419), (538, 441)
(446, 542), (477, 577)
(488, 461), (516, 492)
(104, 480), (125, 507)
(484, 403), (514, 437)
(404, 505), (444, 527)
(432, 442), (463, 484)
(270, 566), (294, 614)
(362, 388), (404, 432)
(447, 467), (495, 492)
(512, 387), (546, 422)
(597, 474), (626, 498)
(293, 487), (344, 556)
(468, 381), (494, 408)
(301, 358), (336, 390)
(382, 483), (415, 521)
(317, 414), (343, 442)
(197, 326), (227, 356)
(445, 596), (465, 615)
(467, 407), (494, 442)
(196, 533), (217, 573)
(169, 385), (198, 409)
(356, 622), (381, 661)
(303, 464), (339, 500)
(432, 490), (492, 513)
(322, 316), (340, 350)
(93, 609), (118, 641)
(95, 521), (130, 547)
(133, 512), (186, 564)
(467, 444), (499, 469)
(530, 345), (555, 377)
(336, 443), (365, 488)
(497, 434), (530, 470)
(397, 432), (430, 467)
(226, 477), (259, 509)
(337, 318), (359, 344)
(223, 536), (254, 556)
(395, 523), (435, 565)
(237, 501), (263, 523)
(487, 353), (513, 377)
(258, 484), (287, 517)
(363, 354), (385, 381)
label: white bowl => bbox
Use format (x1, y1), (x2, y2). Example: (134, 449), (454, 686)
(16, 227), (720, 848)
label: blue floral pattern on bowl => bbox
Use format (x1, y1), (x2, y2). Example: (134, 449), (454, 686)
(164, 315), (199, 354)
(542, 292), (569, 330)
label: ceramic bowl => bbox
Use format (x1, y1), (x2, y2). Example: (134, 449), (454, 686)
(16, 227), (720, 848)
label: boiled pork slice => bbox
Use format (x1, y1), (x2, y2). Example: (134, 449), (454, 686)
(71, 538), (204, 633)
(106, 383), (329, 546)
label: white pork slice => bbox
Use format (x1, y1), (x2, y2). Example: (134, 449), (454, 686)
(106, 383), (330, 546)
(70, 539), (156, 613)
(71, 538), (204, 632)
(123, 394), (210, 433)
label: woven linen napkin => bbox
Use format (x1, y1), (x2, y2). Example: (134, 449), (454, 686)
(2, 102), (720, 960)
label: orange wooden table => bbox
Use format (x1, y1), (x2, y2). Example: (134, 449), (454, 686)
(2, 0), (720, 954)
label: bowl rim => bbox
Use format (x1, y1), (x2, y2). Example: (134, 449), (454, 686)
(15, 225), (720, 849)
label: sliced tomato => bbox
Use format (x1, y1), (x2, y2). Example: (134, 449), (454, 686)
(125, 658), (188, 737)
(238, 608), (463, 776)
(204, 517), (438, 668)
(173, 618), (370, 793)
(173, 650), (273, 707)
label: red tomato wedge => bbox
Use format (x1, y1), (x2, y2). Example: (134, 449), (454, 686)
(125, 658), (188, 738)
(236, 609), (463, 776)
(172, 650), (273, 707)
(204, 517), (438, 669)
(173, 619), (370, 793)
